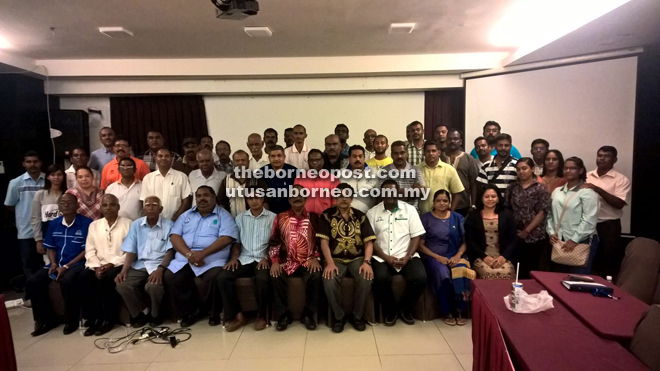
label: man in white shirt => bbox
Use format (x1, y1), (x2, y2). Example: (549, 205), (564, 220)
(337, 145), (379, 213)
(141, 148), (192, 221)
(284, 124), (310, 170)
(367, 180), (427, 326)
(106, 157), (143, 220)
(188, 149), (227, 206)
(247, 133), (269, 170)
(66, 147), (100, 189)
(362, 129), (377, 161)
(80, 194), (131, 336)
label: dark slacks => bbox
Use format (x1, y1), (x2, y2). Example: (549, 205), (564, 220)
(164, 265), (222, 319)
(18, 239), (44, 280)
(115, 268), (166, 318)
(217, 261), (270, 320)
(594, 219), (623, 278)
(323, 258), (372, 321)
(372, 257), (427, 316)
(80, 266), (122, 324)
(272, 265), (321, 319)
(26, 264), (84, 326)
(515, 239), (547, 279)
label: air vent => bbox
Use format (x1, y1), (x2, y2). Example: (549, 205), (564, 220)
(98, 27), (134, 39)
(389, 23), (415, 34)
(244, 26), (272, 37)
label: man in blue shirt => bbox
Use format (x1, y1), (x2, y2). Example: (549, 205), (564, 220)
(88, 127), (116, 172)
(164, 186), (239, 327)
(25, 193), (93, 336)
(260, 145), (298, 214)
(115, 196), (175, 328)
(469, 121), (522, 160)
(4, 151), (46, 284)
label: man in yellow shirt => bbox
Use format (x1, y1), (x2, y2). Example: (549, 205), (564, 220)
(366, 135), (393, 172)
(418, 140), (464, 214)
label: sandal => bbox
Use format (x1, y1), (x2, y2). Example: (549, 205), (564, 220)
(443, 315), (457, 326)
(456, 314), (467, 326)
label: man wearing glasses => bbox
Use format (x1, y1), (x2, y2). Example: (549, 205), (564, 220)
(106, 157), (143, 221)
(100, 135), (150, 190)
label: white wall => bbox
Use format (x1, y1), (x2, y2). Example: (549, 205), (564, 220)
(204, 92), (425, 152)
(465, 57), (637, 233)
(59, 97), (111, 152)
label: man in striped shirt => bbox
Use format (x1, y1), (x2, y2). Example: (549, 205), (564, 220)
(405, 121), (425, 166)
(217, 186), (276, 332)
(476, 133), (519, 197)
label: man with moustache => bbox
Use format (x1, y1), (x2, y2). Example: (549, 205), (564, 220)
(334, 124), (351, 158)
(89, 127), (117, 171)
(141, 131), (181, 172)
(284, 128), (295, 148)
(338, 145), (378, 213)
(470, 121), (522, 160)
(441, 130), (480, 215)
(106, 157), (143, 221)
(323, 134), (349, 171)
(66, 147), (100, 188)
(380, 141), (426, 210)
(173, 137), (200, 176)
(189, 149), (227, 206)
(214, 140), (234, 174)
(294, 149), (338, 215)
(262, 145), (298, 214)
(100, 136), (150, 190)
(419, 140), (464, 214)
(247, 133), (270, 171)
(217, 150), (269, 217)
(199, 135), (219, 163)
(264, 128), (279, 155)
(284, 124), (310, 170)
(476, 133), (519, 196)
(366, 135), (393, 171)
(141, 148), (192, 221)
(406, 121), (425, 166)
(473, 137), (492, 169)
(434, 124), (450, 151)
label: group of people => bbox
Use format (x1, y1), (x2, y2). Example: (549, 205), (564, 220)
(3, 119), (630, 336)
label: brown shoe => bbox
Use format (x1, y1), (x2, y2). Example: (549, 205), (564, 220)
(225, 313), (248, 332)
(254, 317), (268, 331)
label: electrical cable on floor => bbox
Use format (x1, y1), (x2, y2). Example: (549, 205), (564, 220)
(94, 326), (192, 354)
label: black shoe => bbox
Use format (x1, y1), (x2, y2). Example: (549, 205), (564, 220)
(83, 320), (93, 328)
(352, 316), (366, 331)
(130, 313), (149, 328)
(276, 315), (292, 331)
(31, 322), (58, 337)
(208, 314), (221, 327)
(399, 310), (415, 325)
(84, 321), (99, 337)
(331, 316), (346, 333)
(62, 323), (79, 335)
(384, 311), (398, 327)
(149, 315), (163, 328)
(180, 315), (198, 328)
(94, 321), (115, 336)
(302, 314), (317, 330)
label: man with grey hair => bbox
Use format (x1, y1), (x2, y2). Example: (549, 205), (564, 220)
(247, 133), (269, 170)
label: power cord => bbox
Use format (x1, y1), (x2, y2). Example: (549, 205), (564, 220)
(94, 326), (192, 354)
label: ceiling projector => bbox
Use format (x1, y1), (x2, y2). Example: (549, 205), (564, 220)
(211, 0), (259, 20)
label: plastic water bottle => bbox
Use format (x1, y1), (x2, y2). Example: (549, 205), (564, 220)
(510, 282), (524, 312)
(606, 276), (613, 284)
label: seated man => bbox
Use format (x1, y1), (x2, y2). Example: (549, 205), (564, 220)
(218, 186), (276, 332)
(270, 184), (322, 331)
(319, 183), (376, 333)
(80, 194), (131, 336)
(164, 186), (239, 327)
(26, 193), (93, 336)
(115, 196), (175, 328)
(367, 180), (427, 326)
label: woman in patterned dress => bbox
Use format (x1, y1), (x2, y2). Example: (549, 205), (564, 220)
(65, 166), (104, 220)
(465, 184), (517, 279)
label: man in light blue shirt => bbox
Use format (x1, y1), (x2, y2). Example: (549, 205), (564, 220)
(4, 151), (45, 284)
(469, 121), (522, 160)
(115, 196), (175, 328)
(164, 186), (239, 327)
(88, 127), (116, 172)
(217, 186), (276, 332)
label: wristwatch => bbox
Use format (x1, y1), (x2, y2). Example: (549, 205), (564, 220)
(157, 265), (166, 270)
(63, 264), (70, 270)
(185, 251), (193, 258)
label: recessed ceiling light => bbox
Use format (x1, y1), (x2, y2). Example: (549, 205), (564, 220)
(0, 35), (12, 49)
(389, 23), (415, 34)
(244, 26), (272, 37)
(98, 27), (134, 39)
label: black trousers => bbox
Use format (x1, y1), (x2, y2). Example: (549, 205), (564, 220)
(372, 258), (427, 315)
(80, 266), (122, 324)
(594, 219), (623, 278)
(164, 265), (222, 319)
(26, 264), (84, 326)
(515, 239), (546, 279)
(217, 261), (270, 320)
(272, 265), (321, 319)
(18, 239), (44, 296)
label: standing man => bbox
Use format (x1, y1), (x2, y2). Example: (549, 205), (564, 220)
(89, 127), (116, 171)
(5, 151), (45, 284)
(142, 131), (182, 172)
(270, 184), (322, 331)
(319, 183), (376, 333)
(100, 136), (150, 190)
(173, 137), (199, 176)
(473, 136), (492, 169)
(366, 135), (393, 171)
(531, 139), (549, 176)
(322, 134), (348, 171)
(406, 121), (425, 166)
(218, 186), (275, 332)
(217, 150), (269, 217)
(381, 141), (426, 210)
(66, 147), (100, 189)
(199, 135), (219, 163)
(363, 129), (377, 161)
(214, 140), (234, 174)
(470, 121), (522, 160)
(419, 140), (464, 214)
(338, 145), (378, 213)
(264, 128), (279, 155)
(106, 157), (143, 221)
(368, 180), (427, 326)
(262, 145), (298, 214)
(247, 133), (269, 171)
(441, 130), (480, 215)
(164, 186), (239, 327)
(141, 148), (192, 221)
(115, 196), (175, 328)
(584, 146), (631, 278)
(284, 128), (294, 148)
(434, 124), (450, 151)
(335, 124), (351, 158)
(284, 124), (310, 170)
(294, 149), (338, 215)
(476, 134), (519, 197)
(189, 149), (227, 206)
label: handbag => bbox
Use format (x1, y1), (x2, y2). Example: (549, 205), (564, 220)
(550, 192), (591, 267)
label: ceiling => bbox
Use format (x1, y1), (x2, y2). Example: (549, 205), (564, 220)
(0, 0), (517, 59)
